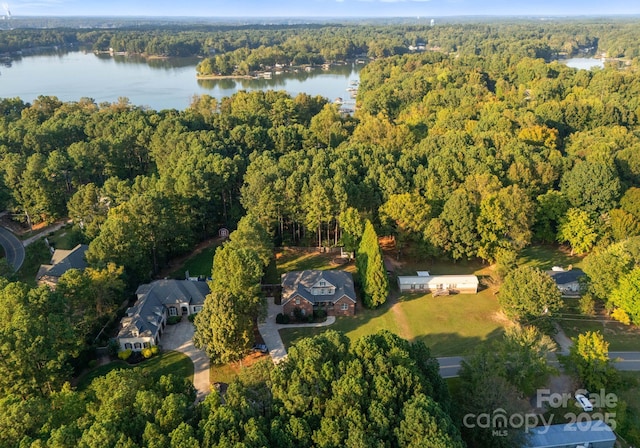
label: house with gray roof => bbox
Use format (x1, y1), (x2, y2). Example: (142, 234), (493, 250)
(546, 267), (585, 296)
(36, 244), (88, 288)
(281, 270), (357, 317)
(117, 279), (209, 351)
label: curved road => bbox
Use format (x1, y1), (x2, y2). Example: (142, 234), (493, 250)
(0, 227), (25, 271)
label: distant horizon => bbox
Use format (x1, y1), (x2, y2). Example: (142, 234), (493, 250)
(3, 0), (640, 19)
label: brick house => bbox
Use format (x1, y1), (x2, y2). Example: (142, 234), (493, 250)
(281, 270), (356, 317)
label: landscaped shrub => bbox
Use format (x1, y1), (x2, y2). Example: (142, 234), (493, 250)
(151, 346), (159, 355)
(293, 307), (304, 321)
(167, 316), (182, 325)
(118, 349), (132, 361)
(314, 309), (327, 320)
(141, 347), (153, 359)
(107, 339), (120, 357)
(276, 313), (290, 324)
(188, 313), (196, 322)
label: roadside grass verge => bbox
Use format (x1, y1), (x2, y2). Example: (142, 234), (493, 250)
(559, 298), (640, 352)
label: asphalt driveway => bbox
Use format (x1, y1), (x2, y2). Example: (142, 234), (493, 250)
(161, 320), (211, 402)
(0, 226), (25, 271)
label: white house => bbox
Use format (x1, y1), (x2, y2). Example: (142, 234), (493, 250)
(397, 273), (479, 294)
(545, 267), (584, 296)
(117, 279), (209, 351)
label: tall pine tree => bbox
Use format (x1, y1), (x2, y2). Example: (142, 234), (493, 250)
(357, 220), (389, 308)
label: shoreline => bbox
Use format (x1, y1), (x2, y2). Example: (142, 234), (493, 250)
(196, 74), (255, 80)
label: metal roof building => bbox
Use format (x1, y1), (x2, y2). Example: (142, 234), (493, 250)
(526, 421), (615, 448)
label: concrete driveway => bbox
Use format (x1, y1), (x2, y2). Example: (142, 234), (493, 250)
(258, 297), (336, 364)
(161, 320), (211, 402)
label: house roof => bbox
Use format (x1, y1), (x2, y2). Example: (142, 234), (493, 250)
(525, 421), (615, 448)
(37, 244), (89, 281)
(397, 275), (479, 286)
(118, 293), (165, 340)
(545, 268), (584, 286)
(135, 279), (209, 306)
(118, 279), (210, 340)
(281, 270), (356, 306)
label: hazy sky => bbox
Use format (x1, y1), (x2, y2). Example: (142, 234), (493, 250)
(5, 0), (640, 17)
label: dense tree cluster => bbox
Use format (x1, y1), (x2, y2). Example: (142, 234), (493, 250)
(0, 330), (462, 447)
(194, 215), (272, 363)
(3, 18), (640, 446)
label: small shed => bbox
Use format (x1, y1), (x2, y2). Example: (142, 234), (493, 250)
(526, 421), (615, 448)
(218, 227), (230, 239)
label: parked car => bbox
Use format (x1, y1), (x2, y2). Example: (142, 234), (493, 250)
(575, 392), (593, 412)
(252, 343), (268, 354)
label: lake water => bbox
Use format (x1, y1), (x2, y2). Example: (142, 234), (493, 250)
(0, 51), (361, 111)
(562, 57), (605, 70)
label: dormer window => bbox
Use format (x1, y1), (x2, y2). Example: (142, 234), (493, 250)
(320, 281), (326, 286)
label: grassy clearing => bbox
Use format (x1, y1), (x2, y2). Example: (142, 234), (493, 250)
(172, 246), (217, 279)
(210, 352), (270, 385)
(275, 248), (355, 275)
(76, 350), (194, 391)
(398, 288), (506, 356)
(517, 244), (585, 271)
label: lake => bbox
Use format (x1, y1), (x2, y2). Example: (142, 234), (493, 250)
(562, 57), (605, 70)
(0, 50), (361, 111)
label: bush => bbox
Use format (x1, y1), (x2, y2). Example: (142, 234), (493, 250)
(293, 307), (304, 321)
(88, 360), (98, 369)
(579, 293), (596, 316)
(188, 313), (196, 322)
(141, 347), (153, 359)
(167, 316), (182, 325)
(151, 346), (159, 355)
(118, 349), (132, 361)
(314, 309), (327, 320)
(107, 339), (120, 357)
(276, 313), (290, 324)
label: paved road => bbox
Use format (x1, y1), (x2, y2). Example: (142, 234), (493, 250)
(161, 320), (211, 403)
(0, 227), (25, 271)
(610, 351), (640, 371)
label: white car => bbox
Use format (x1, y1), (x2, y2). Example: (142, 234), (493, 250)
(575, 393), (593, 412)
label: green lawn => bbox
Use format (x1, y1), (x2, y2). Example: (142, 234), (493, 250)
(172, 246), (217, 279)
(280, 288), (505, 357)
(276, 248), (354, 275)
(277, 248), (506, 356)
(559, 298), (640, 352)
(47, 225), (81, 250)
(76, 350), (194, 391)
(398, 289), (505, 356)
(517, 244), (585, 271)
